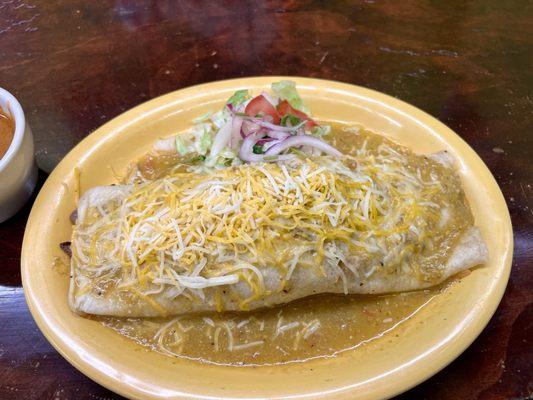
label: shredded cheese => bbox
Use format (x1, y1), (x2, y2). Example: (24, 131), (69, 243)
(73, 146), (449, 310)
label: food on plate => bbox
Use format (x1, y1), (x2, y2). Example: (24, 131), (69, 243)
(63, 81), (488, 363)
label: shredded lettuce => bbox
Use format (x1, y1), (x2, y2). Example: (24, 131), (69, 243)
(205, 147), (238, 168)
(204, 155), (217, 168)
(192, 123), (213, 155)
(226, 89), (250, 107)
(175, 135), (189, 155)
(281, 114), (302, 127)
(271, 80), (310, 114)
(311, 125), (331, 137)
(192, 111), (212, 124)
(231, 157), (243, 166)
(218, 147), (238, 160)
(210, 108), (231, 129)
(198, 132), (212, 155)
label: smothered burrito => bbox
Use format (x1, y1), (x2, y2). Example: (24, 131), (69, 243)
(67, 81), (487, 318)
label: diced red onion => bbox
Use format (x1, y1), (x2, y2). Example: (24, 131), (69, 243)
(244, 117), (306, 132)
(238, 131), (294, 163)
(256, 137), (277, 147)
(241, 120), (261, 138)
(265, 135), (342, 157)
(267, 130), (290, 140)
(263, 140), (279, 152)
(238, 131), (263, 162)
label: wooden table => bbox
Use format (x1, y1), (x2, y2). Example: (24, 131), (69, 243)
(1, 1), (531, 399)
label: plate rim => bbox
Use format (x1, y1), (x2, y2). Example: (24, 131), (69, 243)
(21, 76), (513, 400)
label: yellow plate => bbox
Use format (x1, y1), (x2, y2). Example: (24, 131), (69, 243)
(21, 77), (513, 400)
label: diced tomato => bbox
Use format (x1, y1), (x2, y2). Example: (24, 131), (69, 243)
(245, 95), (280, 124)
(276, 100), (317, 129)
(277, 100), (306, 119)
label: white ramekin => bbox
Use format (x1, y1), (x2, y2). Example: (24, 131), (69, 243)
(0, 87), (37, 222)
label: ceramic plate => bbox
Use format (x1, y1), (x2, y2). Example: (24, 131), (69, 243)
(22, 77), (513, 399)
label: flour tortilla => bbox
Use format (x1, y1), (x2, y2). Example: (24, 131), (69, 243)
(69, 220), (488, 317)
(68, 179), (488, 317)
(69, 203), (488, 317)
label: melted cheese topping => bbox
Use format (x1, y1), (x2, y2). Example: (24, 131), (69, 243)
(73, 143), (461, 309)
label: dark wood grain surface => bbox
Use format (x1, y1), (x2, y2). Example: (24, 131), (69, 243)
(1, 1), (531, 399)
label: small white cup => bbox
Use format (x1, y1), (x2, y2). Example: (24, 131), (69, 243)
(0, 87), (37, 223)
